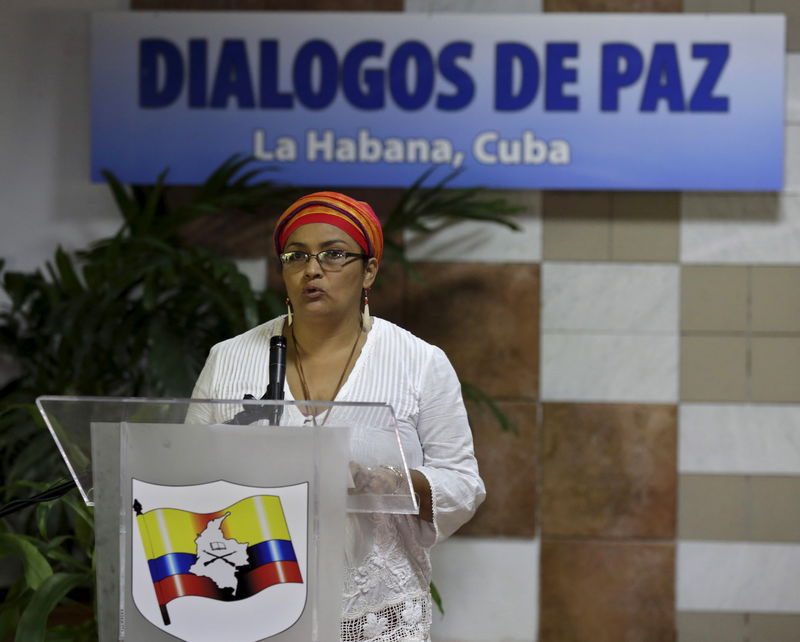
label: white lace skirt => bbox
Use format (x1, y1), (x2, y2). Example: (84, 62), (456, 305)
(340, 595), (432, 642)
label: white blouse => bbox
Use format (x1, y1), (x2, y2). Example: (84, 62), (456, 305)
(189, 317), (485, 642)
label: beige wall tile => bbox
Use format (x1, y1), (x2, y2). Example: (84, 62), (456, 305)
(750, 477), (800, 542)
(676, 612), (746, 642)
(786, 123), (800, 192)
(680, 336), (748, 402)
(681, 266), (749, 332)
(406, 0), (545, 12)
(683, 0), (751, 10)
(751, 337), (800, 402)
(749, 613), (800, 642)
(541, 192), (612, 260)
(754, 0), (798, 51)
(610, 192), (680, 262)
(788, 54), (800, 125)
(544, 0), (679, 9)
(134, 0), (403, 8)
(679, 474), (800, 543)
(751, 267), (800, 332)
(678, 475), (749, 541)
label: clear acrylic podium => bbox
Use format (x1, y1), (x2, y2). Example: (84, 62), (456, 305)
(36, 396), (418, 642)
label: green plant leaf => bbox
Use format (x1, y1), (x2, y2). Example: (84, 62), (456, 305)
(60, 491), (94, 533)
(0, 532), (53, 590)
(44, 619), (97, 642)
(392, 166), (436, 219)
(0, 601), (21, 641)
(460, 379), (516, 434)
(100, 170), (138, 230)
(43, 547), (87, 573)
(140, 169), (169, 234)
(430, 580), (444, 615)
(35, 500), (52, 539)
(383, 165), (523, 243)
(15, 572), (87, 642)
(53, 248), (83, 294)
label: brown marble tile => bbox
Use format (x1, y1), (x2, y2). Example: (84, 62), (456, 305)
(544, 0), (681, 10)
(541, 402), (677, 538)
(457, 401), (537, 537)
(403, 262), (539, 399)
(179, 208), (277, 258)
(170, 176), (299, 258)
(368, 260), (407, 329)
(266, 252), (285, 293)
(540, 539), (676, 642)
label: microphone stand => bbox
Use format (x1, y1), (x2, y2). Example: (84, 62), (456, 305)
(225, 335), (287, 426)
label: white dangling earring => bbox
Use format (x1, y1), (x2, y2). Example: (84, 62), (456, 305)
(285, 297), (293, 326)
(361, 289), (372, 331)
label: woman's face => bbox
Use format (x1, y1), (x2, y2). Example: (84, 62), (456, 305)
(281, 222), (378, 323)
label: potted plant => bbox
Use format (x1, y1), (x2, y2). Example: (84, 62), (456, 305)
(0, 158), (520, 638)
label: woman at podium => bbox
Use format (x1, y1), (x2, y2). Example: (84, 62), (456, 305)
(190, 192), (485, 641)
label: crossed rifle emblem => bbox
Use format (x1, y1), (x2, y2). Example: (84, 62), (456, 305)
(203, 541), (236, 567)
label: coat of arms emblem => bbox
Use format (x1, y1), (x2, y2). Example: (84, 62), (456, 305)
(131, 479), (308, 641)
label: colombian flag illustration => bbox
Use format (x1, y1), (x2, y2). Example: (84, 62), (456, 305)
(134, 495), (303, 625)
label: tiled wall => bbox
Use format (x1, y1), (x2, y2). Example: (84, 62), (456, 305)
(141, 0), (800, 640)
(424, 1), (800, 640)
(536, 190), (681, 640)
(411, 0), (800, 640)
(677, 3), (800, 641)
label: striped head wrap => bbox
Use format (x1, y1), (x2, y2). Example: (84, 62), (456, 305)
(274, 192), (383, 263)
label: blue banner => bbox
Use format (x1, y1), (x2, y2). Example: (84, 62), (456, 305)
(91, 12), (785, 190)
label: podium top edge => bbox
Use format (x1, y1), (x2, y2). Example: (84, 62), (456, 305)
(35, 395), (392, 409)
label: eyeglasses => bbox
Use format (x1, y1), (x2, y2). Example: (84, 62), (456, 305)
(279, 249), (366, 271)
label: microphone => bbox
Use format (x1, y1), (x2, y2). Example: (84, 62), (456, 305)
(225, 334), (287, 425)
(265, 335), (287, 425)
(266, 335), (287, 402)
